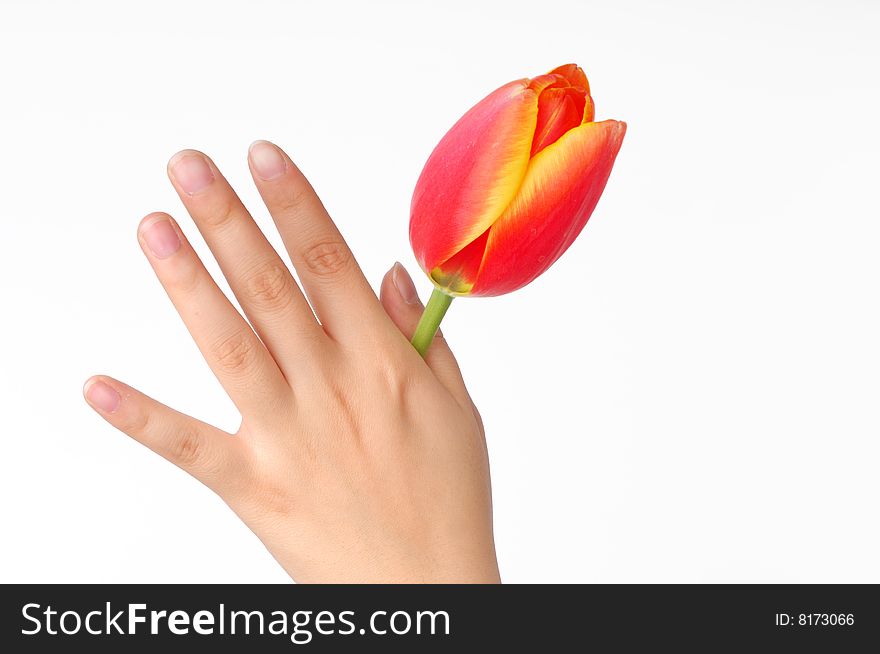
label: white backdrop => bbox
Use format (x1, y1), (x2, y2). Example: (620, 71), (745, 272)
(1, 0), (878, 583)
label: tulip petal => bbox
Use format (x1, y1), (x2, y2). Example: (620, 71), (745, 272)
(410, 80), (538, 272)
(549, 64), (590, 93)
(582, 94), (596, 124)
(547, 64), (594, 122)
(531, 87), (586, 156)
(528, 73), (569, 94)
(469, 120), (626, 296)
(429, 228), (490, 295)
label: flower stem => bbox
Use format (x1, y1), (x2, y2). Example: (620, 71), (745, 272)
(411, 288), (454, 356)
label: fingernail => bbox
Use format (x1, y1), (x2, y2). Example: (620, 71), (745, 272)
(84, 379), (120, 413)
(392, 262), (421, 305)
(249, 140), (287, 180)
(169, 151), (215, 194)
(141, 216), (181, 259)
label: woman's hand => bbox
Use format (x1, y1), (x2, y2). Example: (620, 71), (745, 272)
(83, 141), (499, 583)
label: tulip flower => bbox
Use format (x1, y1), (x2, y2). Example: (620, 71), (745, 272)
(408, 64), (626, 354)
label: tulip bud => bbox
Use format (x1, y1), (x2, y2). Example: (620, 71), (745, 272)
(410, 64), (625, 297)
(407, 64), (625, 355)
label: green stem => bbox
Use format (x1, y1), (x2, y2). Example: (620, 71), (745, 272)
(411, 288), (454, 356)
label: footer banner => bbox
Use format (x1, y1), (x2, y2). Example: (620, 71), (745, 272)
(1, 584), (876, 651)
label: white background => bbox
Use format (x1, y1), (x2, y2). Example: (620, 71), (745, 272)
(1, 0), (878, 583)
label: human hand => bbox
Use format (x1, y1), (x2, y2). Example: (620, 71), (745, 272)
(83, 141), (499, 583)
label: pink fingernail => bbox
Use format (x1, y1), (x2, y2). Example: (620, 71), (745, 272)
(84, 379), (120, 413)
(140, 217), (181, 259)
(393, 262), (421, 305)
(170, 152), (215, 194)
(249, 140), (287, 180)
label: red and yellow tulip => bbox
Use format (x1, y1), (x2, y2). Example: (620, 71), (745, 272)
(408, 64), (625, 353)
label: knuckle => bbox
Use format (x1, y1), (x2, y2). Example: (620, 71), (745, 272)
(276, 185), (313, 216)
(123, 404), (152, 437)
(203, 198), (239, 230)
(248, 477), (297, 519)
(168, 260), (202, 295)
(301, 239), (351, 278)
(210, 330), (255, 374)
(245, 260), (295, 312)
(166, 427), (205, 468)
